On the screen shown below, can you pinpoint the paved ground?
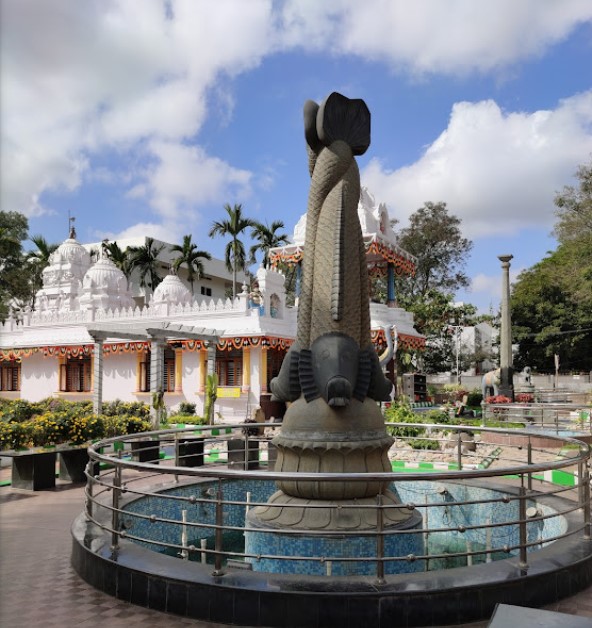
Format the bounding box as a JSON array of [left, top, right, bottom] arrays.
[[1, 472, 592, 627]]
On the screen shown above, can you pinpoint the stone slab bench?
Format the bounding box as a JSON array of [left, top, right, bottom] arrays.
[[0, 445, 91, 491]]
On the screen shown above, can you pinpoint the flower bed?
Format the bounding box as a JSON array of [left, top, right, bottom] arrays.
[[0, 398, 151, 451]]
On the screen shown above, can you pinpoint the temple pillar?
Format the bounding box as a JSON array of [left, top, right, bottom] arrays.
[[387, 262, 397, 307], [498, 254, 514, 400], [174, 348, 183, 393], [92, 340, 103, 415], [150, 338, 165, 424], [242, 347, 251, 393]]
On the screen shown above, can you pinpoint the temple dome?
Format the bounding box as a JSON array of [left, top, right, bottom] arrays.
[[35, 230, 92, 312], [79, 256, 134, 311], [152, 273, 192, 305]]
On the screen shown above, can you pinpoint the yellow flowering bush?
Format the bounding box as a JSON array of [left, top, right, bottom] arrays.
[[0, 399, 151, 450]]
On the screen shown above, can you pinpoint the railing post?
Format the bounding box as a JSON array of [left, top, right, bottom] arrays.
[[111, 463, 122, 550], [583, 463, 591, 541], [244, 427, 249, 470], [85, 460, 94, 520], [518, 478, 528, 571], [376, 493, 385, 584], [457, 431, 463, 471], [213, 480, 224, 576], [527, 437, 533, 491]]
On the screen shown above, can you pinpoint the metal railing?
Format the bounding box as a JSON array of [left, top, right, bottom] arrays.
[[83, 422, 591, 580], [482, 402, 592, 434]]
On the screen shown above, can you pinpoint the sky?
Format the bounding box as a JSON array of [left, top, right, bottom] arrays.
[[2, 0, 592, 314]]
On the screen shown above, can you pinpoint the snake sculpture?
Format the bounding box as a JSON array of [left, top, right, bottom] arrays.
[[271, 92, 392, 408]]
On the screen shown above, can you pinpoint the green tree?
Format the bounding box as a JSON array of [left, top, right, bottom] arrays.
[[513, 163, 592, 372], [553, 161, 592, 246], [397, 202, 473, 304], [169, 234, 211, 295], [127, 237, 165, 299], [209, 203, 255, 299], [249, 220, 289, 267], [0, 212, 31, 320], [26, 235, 59, 304]]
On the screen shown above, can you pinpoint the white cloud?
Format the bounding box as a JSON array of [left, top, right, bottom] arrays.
[[93, 221, 180, 244], [135, 141, 252, 220], [280, 0, 592, 75], [362, 92, 592, 238], [2, 0, 591, 226]]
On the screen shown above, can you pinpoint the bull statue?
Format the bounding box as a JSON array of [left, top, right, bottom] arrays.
[[481, 368, 501, 398]]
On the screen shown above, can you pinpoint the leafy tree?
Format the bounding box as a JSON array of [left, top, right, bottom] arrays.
[[249, 220, 289, 267], [0, 212, 31, 320], [26, 235, 59, 304], [512, 162, 592, 372], [409, 290, 477, 374], [397, 202, 473, 304], [209, 203, 255, 299], [553, 161, 592, 246], [170, 234, 211, 295], [127, 237, 165, 298]]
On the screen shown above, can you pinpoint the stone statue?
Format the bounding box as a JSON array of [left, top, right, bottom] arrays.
[[481, 368, 501, 398], [245, 93, 421, 575], [271, 92, 392, 407]]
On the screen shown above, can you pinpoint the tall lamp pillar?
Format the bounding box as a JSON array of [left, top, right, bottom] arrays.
[[498, 254, 514, 400]]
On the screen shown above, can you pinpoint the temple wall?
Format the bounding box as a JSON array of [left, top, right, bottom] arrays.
[[21, 353, 59, 401], [102, 353, 138, 402]]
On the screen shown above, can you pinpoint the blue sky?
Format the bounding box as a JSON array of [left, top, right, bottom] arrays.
[[2, 1, 592, 313]]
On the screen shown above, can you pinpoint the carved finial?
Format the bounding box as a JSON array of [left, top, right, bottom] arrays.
[[68, 212, 76, 239]]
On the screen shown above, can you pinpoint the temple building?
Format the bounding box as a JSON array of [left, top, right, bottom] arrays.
[[0, 189, 424, 420]]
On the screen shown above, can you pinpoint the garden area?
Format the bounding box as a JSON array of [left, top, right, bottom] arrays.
[[0, 398, 153, 452]]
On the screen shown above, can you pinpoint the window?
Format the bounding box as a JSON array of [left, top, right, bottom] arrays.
[[200, 286, 212, 297], [164, 349, 175, 392], [60, 357, 91, 392], [0, 361, 20, 391], [138, 349, 175, 392], [216, 348, 243, 386]]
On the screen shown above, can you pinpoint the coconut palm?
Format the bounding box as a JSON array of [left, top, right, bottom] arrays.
[[127, 237, 165, 299], [209, 203, 255, 299], [249, 220, 289, 267], [170, 235, 212, 295], [103, 241, 133, 287], [27, 235, 59, 299]]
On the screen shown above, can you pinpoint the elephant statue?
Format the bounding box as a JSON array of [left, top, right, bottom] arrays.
[[481, 368, 501, 398]]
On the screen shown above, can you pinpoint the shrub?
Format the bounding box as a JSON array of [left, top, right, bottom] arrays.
[[170, 414, 208, 426], [485, 395, 512, 404], [408, 438, 440, 450], [177, 402, 196, 415], [466, 391, 483, 406]]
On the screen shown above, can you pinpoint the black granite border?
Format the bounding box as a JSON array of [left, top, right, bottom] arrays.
[[71, 483, 592, 627]]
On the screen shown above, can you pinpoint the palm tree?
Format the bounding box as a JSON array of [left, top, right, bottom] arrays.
[[170, 234, 212, 295], [103, 240, 133, 287], [127, 237, 165, 300], [27, 235, 59, 302], [249, 220, 289, 267], [209, 203, 255, 299]]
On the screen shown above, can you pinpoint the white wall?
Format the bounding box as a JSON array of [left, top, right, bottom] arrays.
[[21, 353, 59, 401]]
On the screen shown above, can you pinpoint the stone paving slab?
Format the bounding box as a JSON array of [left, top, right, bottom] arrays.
[[1, 469, 591, 627]]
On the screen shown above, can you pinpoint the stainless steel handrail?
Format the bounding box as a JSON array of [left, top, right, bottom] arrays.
[[84, 422, 591, 579]]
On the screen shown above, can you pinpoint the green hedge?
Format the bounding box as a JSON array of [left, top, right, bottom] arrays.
[[0, 399, 151, 450]]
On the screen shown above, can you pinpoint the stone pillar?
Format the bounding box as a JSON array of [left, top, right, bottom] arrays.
[[92, 340, 103, 415], [498, 254, 514, 400], [206, 342, 216, 377], [174, 348, 183, 393], [387, 262, 397, 307], [260, 349, 268, 393], [242, 347, 251, 393], [198, 349, 206, 392], [150, 338, 165, 423]]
